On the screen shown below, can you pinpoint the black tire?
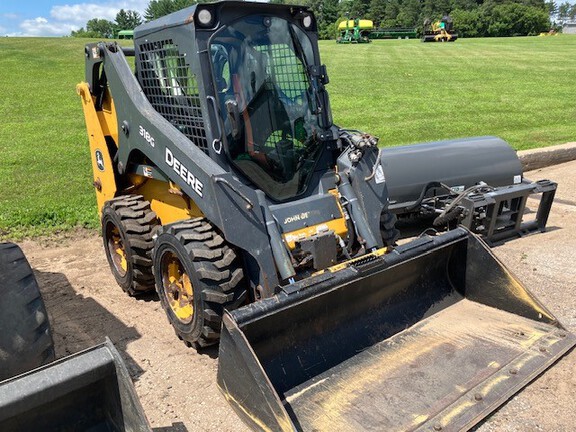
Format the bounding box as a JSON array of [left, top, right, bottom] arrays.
[[101, 195, 159, 296], [153, 218, 247, 348], [0, 243, 55, 381], [380, 210, 400, 247]]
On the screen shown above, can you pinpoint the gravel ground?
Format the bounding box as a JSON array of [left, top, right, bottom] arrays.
[[18, 160, 576, 432]]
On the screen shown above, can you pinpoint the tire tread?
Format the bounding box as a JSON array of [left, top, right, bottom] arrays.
[[102, 195, 159, 296], [154, 218, 247, 348], [0, 242, 55, 381]]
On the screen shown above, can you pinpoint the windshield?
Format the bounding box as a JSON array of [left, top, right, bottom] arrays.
[[210, 16, 323, 201]]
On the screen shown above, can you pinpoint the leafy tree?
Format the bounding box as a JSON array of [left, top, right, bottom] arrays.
[[318, 0, 341, 39], [369, 0, 387, 27], [144, 0, 200, 21], [545, 1, 558, 16], [557, 2, 570, 20], [487, 3, 549, 36], [451, 8, 484, 37], [396, 0, 420, 27], [134, 0, 555, 39], [115, 9, 142, 30], [342, 0, 371, 19], [71, 27, 101, 38], [384, 0, 401, 23], [86, 18, 116, 38]]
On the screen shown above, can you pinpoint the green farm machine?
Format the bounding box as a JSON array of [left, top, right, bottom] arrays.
[[336, 18, 373, 43]]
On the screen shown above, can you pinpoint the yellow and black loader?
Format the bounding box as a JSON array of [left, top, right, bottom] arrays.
[[77, 2, 574, 430]]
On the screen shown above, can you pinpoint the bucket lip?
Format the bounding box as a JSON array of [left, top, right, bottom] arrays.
[[0, 338, 151, 431], [0, 339, 117, 385], [228, 228, 471, 327]]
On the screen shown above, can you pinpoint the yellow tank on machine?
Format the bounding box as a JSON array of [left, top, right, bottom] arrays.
[[337, 19, 373, 31], [337, 18, 373, 43]]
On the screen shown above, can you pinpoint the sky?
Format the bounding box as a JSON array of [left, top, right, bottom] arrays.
[[1, 0, 575, 37], [0, 0, 150, 37]]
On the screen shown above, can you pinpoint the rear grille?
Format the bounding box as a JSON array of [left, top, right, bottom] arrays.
[[138, 39, 208, 154]]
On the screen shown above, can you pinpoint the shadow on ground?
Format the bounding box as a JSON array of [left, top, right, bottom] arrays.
[[35, 269, 146, 379]]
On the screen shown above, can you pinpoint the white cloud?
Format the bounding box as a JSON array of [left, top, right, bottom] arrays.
[[14, 0, 149, 37], [20, 16, 80, 37], [51, 5, 126, 25], [51, 1, 149, 24], [2, 13, 19, 20]]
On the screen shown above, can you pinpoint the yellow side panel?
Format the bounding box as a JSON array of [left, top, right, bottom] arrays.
[[283, 218, 348, 250], [97, 91, 119, 145], [132, 176, 203, 225], [77, 82, 117, 216], [78, 82, 201, 225]]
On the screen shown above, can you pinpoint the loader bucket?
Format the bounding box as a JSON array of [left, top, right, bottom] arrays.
[[0, 339, 150, 432], [218, 228, 575, 432]]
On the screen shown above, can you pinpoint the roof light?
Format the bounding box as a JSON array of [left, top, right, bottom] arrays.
[[197, 9, 212, 26], [302, 15, 313, 29]]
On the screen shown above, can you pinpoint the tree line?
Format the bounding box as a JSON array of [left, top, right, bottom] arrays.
[[70, 1, 213, 38], [71, 0, 575, 39], [71, 9, 143, 38]]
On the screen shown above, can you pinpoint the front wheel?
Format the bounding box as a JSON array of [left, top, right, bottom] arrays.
[[153, 219, 247, 348]]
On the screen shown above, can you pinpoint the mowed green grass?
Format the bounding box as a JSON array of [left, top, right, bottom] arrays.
[[0, 35, 575, 237], [324, 36, 576, 148]]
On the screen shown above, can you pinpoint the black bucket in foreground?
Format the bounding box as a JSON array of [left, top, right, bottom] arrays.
[[218, 228, 575, 432], [0, 339, 150, 432]]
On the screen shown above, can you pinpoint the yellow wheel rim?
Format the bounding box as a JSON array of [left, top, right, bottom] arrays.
[[106, 224, 127, 276], [161, 252, 194, 324]]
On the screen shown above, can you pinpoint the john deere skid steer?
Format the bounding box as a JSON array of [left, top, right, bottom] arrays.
[[78, 2, 575, 430]]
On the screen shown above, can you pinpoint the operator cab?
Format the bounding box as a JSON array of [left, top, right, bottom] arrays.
[[210, 14, 326, 201]]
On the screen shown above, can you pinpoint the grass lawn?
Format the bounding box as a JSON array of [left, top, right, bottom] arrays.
[[323, 36, 576, 148], [0, 35, 575, 237]]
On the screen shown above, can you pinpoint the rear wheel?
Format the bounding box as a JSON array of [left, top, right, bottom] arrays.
[[153, 218, 247, 348], [101, 195, 159, 296], [0, 243, 55, 380]]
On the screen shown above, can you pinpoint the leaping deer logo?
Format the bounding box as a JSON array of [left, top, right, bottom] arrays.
[[95, 150, 105, 171]]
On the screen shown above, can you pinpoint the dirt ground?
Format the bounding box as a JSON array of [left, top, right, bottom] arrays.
[[19, 160, 576, 432]]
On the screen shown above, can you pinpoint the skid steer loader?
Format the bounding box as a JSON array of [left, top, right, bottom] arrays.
[[77, 2, 575, 430], [422, 16, 458, 42]]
